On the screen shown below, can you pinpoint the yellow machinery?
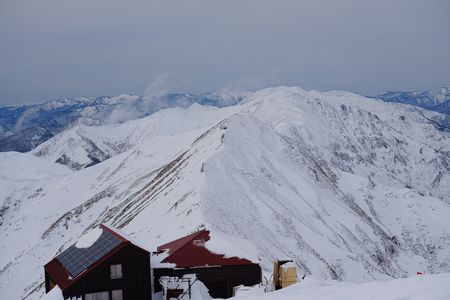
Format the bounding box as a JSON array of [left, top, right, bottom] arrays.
[[273, 259, 298, 290]]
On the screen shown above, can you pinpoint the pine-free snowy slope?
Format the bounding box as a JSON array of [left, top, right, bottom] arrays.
[[1, 87, 450, 299], [31, 104, 239, 169], [234, 273, 450, 300], [0, 91, 247, 153]]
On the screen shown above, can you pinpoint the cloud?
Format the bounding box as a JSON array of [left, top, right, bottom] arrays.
[[0, 0, 449, 104], [143, 74, 179, 99], [102, 102, 141, 125]]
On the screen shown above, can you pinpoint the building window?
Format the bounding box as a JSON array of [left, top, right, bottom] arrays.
[[110, 264, 123, 279], [112, 289, 123, 300], [85, 291, 109, 300]]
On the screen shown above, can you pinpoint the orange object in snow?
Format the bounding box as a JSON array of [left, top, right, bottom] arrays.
[[273, 259, 298, 290]]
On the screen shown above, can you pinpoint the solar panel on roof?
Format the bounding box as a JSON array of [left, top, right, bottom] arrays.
[[56, 230, 122, 277]]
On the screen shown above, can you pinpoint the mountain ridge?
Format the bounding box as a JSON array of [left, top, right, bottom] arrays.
[[2, 86, 450, 154], [373, 87, 450, 114], [0, 91, 247, 153], [1, 87, 450, 299]]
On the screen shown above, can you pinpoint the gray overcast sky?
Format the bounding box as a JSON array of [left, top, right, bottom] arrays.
[[1, 0, 449, 105]]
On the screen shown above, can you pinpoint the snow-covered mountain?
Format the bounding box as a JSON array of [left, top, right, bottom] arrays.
[[1, 87, 450, 299], [2, 87, 449, 155], [374, 87, 450, 114], [31, 104, 239, 170], [0, 91, 247, 153]]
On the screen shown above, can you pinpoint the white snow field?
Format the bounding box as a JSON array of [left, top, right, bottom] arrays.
[[234, 273, 450, 300], [1, 87, 450, 299]]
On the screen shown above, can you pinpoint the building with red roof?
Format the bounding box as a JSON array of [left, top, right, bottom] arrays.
[[153, 230, 261, 298], [44, 226, 261, 299], [44, 224, 151, 300]]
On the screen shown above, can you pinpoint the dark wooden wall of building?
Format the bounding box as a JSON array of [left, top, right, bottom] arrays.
[[63, 244, 151, 300], [154, 264, 262, 298]]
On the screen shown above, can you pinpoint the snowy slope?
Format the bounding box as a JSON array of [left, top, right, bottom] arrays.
[[0, 152, 71, 181], [1, 87, 450, 299], [233, 273, 450, 300], [0, 152, 72, 228], [0, 91, 247, 153], [31, 104, 239, 170]]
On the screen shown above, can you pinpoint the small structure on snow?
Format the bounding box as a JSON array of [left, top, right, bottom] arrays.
[[272, 259, 298, 290]]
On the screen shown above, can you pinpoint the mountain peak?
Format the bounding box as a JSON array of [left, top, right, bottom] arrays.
[[2, 87, 450, 298]]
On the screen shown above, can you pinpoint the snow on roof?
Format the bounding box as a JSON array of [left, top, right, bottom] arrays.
[[55, 227, 123, 278], [156, 230, 256, 268], [204, 232, 259, 263], [157, 230, 204, 254], [151, 250, 177, 269], [281, 262, 297, 271], [45, 224, 150, 290], [75, 227, 102, 249]]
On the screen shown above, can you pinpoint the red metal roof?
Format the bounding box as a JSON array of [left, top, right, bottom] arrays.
[[157, 230, 254, 268], [45, 257, 73, 290], [45, 224, 149, 291]]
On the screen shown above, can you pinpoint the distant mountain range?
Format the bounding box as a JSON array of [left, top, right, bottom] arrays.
[[1, 87, 449, 153], [0, 91, 246, 152], [373, 87, 450, 114]]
